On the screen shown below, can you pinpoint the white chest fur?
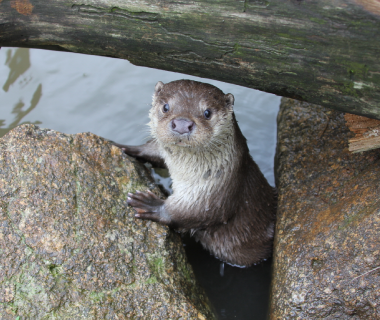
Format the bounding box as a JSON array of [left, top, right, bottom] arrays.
[[159, 134, 238, 211]]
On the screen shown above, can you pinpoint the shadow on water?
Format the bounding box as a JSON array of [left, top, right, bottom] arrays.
[[0, 48, 42, 137], [182, 234, 272, 320]]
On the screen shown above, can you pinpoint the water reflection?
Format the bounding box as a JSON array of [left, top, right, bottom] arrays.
[[1, 48, 42, 136], [3, 48, 31, 92], [0, 85, 42, 137]]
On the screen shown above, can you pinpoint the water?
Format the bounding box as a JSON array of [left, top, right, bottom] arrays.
[[183, 234, 273, 320], [0, 47, 280, 319]]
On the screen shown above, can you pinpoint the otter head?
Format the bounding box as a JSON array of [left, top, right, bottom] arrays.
[[149, 80, 235, 149]]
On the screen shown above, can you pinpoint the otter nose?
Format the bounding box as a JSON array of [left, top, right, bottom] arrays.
[[171, 119, 195, 134]]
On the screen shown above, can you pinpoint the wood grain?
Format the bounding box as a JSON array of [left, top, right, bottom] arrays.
[[345, 113, 380, 152], [0, 0, 379, 118]]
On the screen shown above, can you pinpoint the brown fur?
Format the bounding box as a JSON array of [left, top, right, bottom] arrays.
[[117, 80, 276, 266]]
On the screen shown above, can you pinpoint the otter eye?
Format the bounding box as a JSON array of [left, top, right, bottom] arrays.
[[163, 103, 170, 113], [204, 109, 212, 119]]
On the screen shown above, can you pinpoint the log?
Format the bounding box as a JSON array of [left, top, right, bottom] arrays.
[[1, 0, 380, 118], [345, 113, 380, 152]]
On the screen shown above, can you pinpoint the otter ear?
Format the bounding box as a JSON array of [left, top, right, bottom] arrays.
[[225, 93, 234, 110], [155, 81, 164, 94]]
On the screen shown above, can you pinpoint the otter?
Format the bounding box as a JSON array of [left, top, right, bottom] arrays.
[[116, 80, 276, 266]]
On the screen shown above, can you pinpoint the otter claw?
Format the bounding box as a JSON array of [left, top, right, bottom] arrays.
[[127, 190, 164, 219]]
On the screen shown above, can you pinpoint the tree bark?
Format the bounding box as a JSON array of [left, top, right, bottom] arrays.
[[1, 0, 379, 118]]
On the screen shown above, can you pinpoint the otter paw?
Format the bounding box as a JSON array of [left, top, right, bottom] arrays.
[[127, 190, 164, 222]]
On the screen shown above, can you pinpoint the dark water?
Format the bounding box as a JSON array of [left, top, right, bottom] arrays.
[[183, 234, 272, 319], [0, 47, 279, 319]]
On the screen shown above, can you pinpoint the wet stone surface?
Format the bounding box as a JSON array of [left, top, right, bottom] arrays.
[[0, 124, 213, 319], [270, 98, 380, 319]]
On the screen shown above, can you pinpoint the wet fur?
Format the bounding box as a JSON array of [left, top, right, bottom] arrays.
[[118, 80, 276, 266]]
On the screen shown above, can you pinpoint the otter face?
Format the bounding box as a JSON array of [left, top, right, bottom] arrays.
[[149, 80, 235, 149]]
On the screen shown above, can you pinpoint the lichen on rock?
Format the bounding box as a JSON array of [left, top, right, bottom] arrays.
[[0, 124, 214, 319]]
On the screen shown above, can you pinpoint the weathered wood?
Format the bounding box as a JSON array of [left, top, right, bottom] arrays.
[[1, 0, 380, 118], [345, 113, 380, 152]]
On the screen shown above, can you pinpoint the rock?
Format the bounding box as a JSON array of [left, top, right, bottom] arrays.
[[270, 98, 380, 319], [0, 124, 214, 319]]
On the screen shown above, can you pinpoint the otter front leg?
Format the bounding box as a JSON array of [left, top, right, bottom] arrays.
[[114, 139, 166, 168], [127, 190, 173, 226]]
